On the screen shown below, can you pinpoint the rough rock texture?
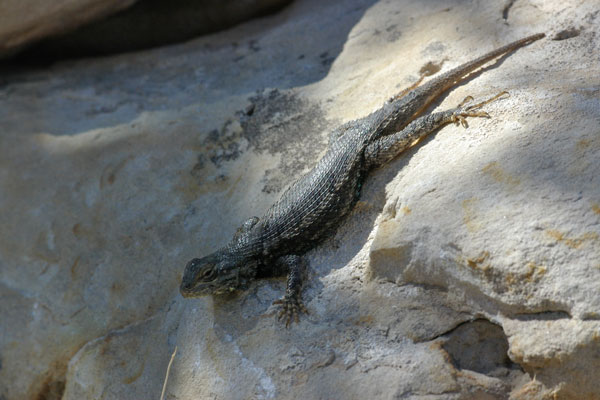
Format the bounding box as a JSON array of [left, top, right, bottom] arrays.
[[0, 0, 138, 58], [0, 0, 598, 399]]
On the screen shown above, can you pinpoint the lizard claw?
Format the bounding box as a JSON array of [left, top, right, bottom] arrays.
[[464, 91, 510, 112], [457, 95, 475, 108], [452, 110, 491, 128], [273, 294, 308, 328], [452, 91, 509, 128]]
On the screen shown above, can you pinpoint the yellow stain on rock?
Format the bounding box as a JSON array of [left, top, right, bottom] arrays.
[[466, 251, 490, 270], [459, 250, 546, 290], [576, 138, 593, 151], [122, 355, 146, 385], [546, 229, 598, 249], [462, 198, 482, 233], [354, 315, 375, 326], [100, 156, 133, 189], [500, 262, 546, 287], [69, 255, 81, 279], [174, 168, 241, 204], [481, 161, 521, 188], [524, 262, 547, 282]]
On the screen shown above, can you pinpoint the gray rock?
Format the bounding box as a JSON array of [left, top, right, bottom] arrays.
[[0, 0, 138, 58], [0, 0, 598, 399], [15, 0, 293, 61]]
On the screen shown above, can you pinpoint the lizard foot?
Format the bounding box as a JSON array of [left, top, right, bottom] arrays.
[[452, 91, 509, 128], [273, 294, 308, 328]]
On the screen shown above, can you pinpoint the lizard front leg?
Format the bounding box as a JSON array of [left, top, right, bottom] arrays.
[[365, 92, 508, 169], [272, 254, 308, 327]]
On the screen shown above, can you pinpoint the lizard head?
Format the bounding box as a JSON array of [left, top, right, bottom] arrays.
[[179, 251, 257, 297]]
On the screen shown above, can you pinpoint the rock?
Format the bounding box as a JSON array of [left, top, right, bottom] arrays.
[[0, 0, 292, 60], [14, 0, 294, 62], [367, 2, 600, 395], [0, 0, 138, 58], [0, 0, 598, 399]]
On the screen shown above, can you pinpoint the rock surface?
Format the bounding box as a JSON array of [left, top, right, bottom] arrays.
[[0, 0, 138, 58], [0, 0, 292, 60], [15, 0, 293, 61], [1, 0, 599, 399]]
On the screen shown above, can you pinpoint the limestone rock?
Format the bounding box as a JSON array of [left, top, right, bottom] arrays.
[[0, 0, 292, 60], [0, 0, 598, 399], [15, 0, 294, 61], [0, 0, 138, 57]]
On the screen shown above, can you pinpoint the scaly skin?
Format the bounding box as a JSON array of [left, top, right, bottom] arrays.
[[180, 33, 545, 327]]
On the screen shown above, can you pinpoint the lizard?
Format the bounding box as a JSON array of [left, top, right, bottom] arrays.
[[180, 32, 545, 326]]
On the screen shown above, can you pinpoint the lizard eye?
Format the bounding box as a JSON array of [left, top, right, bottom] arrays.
[[200, 267, 217, 282]]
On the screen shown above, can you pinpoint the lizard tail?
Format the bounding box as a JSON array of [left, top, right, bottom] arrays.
[[372, 32, 545, 140], [413, 32, 545, 113]]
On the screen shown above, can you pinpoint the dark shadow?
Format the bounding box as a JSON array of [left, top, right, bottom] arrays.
[[513, 311, 571, 321], [441, 319, 519, 375], [11, 0, 293, 65]]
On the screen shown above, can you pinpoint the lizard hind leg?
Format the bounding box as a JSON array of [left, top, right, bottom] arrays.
[[364, 90, 510, 170]]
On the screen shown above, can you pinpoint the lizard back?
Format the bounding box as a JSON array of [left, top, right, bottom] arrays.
[[258, 124, 369, 257]]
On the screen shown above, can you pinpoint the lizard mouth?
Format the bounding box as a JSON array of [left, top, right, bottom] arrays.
[[179, 276, 241, 298], [179, 280, 214, 298], [180, 256, 258, 298], [213, 286, 239, 295]]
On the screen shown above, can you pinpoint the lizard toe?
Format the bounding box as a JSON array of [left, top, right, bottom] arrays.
[[273, 294, 308, 327]]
